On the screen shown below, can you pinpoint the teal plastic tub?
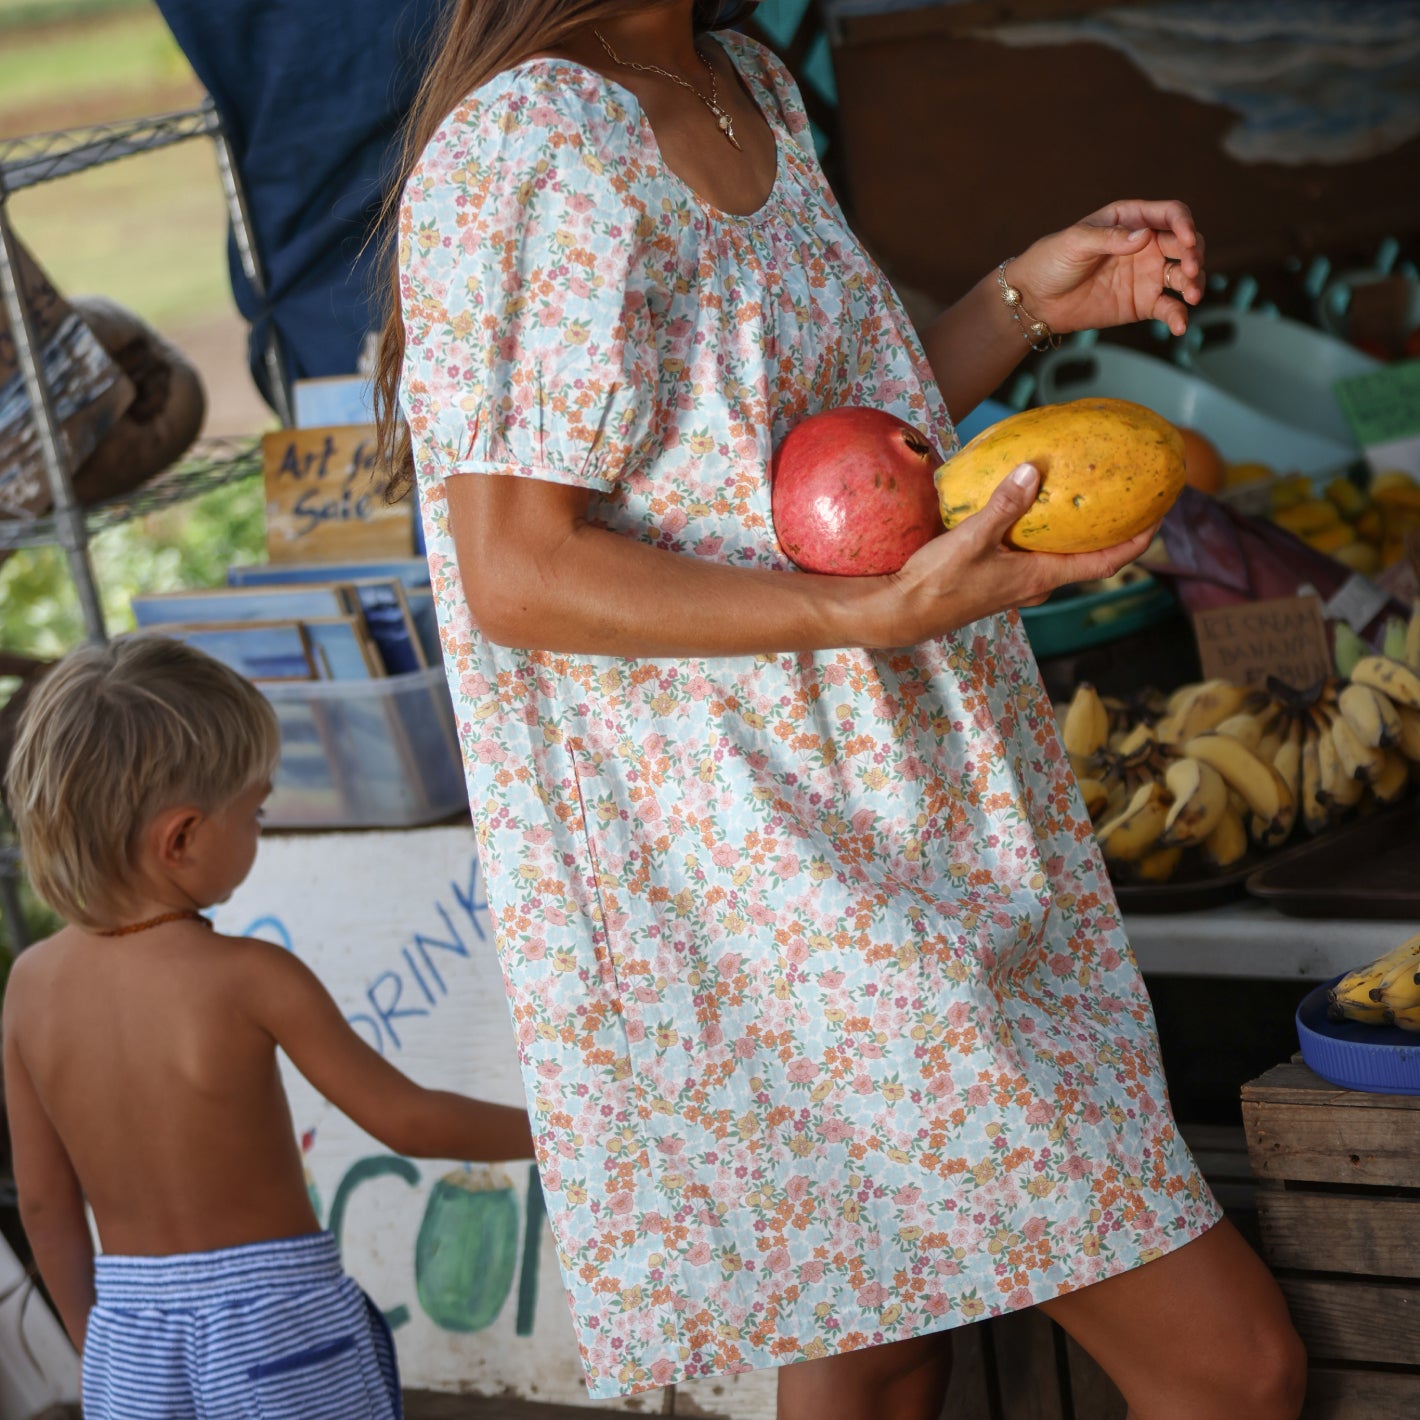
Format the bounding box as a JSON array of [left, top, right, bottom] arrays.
[[1020, 575, 1177, 659], [1175, 308, 1380, 448]]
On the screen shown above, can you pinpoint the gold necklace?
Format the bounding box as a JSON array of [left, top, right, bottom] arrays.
[[97, 908, 211, 938], [593, 30, 742, 151]]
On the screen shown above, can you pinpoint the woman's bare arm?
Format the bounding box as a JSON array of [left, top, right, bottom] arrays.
[[448, 465, 1153, 656]]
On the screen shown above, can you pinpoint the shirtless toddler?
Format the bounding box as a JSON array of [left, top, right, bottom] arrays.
[[1, 635, 535, 1419]]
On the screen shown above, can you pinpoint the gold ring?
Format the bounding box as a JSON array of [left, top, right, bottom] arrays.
[[1164, 261, 1179, 292]]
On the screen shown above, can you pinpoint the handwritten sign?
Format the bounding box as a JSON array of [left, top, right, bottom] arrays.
[[1334, 360, 1420, 481], [1193, 594, 1333, 692], [262, 424, 413, 564]]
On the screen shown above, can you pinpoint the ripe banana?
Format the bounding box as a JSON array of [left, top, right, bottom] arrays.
[[1338, 682, 1402, 749], [1096, 780, 1170, 863], [1063, 682, 1111, 761], [1161, 756, 1228, 847], [1329, 932, 1420, 1015], [1215, 712, 1265, 751], [1387, 1005, 1420, 1033], [1351, 655, 1420, 711], [1329, 710, 1385, 784], [1372, 944, 1420, 1008], [1299, 720, 1329, 836], [1372, 748, 1410, 806], [1183, 732, 1294, 843], [1200, 804, 1248, 870], [1115, 722, 1158, 757], [1135, 844, 1184, 883], [1263, 720, 1305, 840], [1076, 776, 1112, 820], [1397, 705, 1420, 763], [1314, 708, 1362, 810], [1329, 994, 1390, 1026], [1158, 679, 1250, 745]]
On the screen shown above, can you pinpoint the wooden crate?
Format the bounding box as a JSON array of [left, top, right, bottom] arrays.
[[1242, 1060, 1420, 1419]]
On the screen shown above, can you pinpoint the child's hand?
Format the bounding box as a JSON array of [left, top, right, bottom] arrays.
[[242, 940, 536, 1162]]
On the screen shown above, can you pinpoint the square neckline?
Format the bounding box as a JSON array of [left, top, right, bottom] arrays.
[[510, 34, 787, 224]]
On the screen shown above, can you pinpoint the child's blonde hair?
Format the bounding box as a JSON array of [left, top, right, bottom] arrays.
[[4, 634, 280, 928]]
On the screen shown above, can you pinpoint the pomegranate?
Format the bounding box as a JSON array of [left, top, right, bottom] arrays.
[[770, 407, 943, 576]]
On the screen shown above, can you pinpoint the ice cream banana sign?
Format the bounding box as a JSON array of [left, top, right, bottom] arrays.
[[320, 1154, 546, 1335]]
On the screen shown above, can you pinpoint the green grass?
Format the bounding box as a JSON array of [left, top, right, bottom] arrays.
[[9, 146, 233, 328], [1, 6, 234, 337], [0, 0, 143, 29], [0, 5, 191, 125]]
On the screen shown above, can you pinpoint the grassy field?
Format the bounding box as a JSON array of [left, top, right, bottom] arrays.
[[0, 0, 142, 26], [1, 3, 232, 330]]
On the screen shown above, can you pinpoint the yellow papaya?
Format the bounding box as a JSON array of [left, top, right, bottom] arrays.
[[934, 398, 1186, 553]]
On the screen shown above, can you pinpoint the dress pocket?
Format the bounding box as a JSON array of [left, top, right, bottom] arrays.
[[250, 1335, 377, 1419]]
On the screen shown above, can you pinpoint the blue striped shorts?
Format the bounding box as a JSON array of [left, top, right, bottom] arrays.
[[82, 1231, 401, 1419]]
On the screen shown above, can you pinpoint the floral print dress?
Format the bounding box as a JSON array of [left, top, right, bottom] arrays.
[[399, 32, 1220, 1400]]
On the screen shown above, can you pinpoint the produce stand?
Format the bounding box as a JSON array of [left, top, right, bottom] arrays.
[[2, 5, 1420, 1417]]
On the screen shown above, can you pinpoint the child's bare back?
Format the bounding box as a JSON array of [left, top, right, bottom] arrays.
[[2, 636, 534, 1417], [7, 920, 325, 1258]]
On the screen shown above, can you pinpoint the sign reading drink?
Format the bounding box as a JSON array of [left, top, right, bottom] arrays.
[[1193, 594, 1333, 691]]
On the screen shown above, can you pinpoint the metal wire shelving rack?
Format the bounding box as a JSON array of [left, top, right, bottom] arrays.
[[0, 97, 290, 948]]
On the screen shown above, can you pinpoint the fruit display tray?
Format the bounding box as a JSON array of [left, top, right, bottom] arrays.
[[1112, 857, 1259, 915], [1245, 798, 1420, 919], [1295, 976, 1420, 1095]]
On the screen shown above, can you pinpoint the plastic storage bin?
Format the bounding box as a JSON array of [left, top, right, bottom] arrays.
[[1174, 308, 1380, 448], [261, 665, 467, 829], [1033, 344, 1355, 478], [1021, 575, 1176, 659]]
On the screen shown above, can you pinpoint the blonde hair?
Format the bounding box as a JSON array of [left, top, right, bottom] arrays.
[[4, 635, 280, 928]]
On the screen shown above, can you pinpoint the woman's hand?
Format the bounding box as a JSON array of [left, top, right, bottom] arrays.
[[1008, 199, 1207, 339], [878, 463, 1157, 648]]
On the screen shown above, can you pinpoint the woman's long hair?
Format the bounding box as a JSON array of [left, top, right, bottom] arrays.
[[374, 0, 759, 499]]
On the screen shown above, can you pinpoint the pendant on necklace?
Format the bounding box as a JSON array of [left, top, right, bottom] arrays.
[[716, 110, 742, 150]]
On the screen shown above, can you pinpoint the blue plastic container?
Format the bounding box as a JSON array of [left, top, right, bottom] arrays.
[[1295, 976, 1420, 1096]]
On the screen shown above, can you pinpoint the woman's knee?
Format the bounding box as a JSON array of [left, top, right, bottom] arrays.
[[1234, 1311, 1307, 1420]]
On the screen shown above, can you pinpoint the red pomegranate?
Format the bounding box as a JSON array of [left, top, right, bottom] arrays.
[[770, 407, 943, 576]]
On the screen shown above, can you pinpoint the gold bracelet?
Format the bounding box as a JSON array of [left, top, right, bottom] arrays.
[[996, 260, 1062, 352]]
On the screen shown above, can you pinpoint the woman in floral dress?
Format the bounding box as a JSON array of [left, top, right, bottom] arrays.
[[377, 2, 1305, 1415]]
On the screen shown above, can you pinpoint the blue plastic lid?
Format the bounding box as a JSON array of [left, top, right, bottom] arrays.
[[1296, 976, 1420, 1096]]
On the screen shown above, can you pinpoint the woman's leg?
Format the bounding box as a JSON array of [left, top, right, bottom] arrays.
[[777, 1330, 953, 1420], [1039, 1217, 1307, 1420]]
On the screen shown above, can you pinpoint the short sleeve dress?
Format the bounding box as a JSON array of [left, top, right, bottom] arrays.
[[399, 32, 1220, 1401]]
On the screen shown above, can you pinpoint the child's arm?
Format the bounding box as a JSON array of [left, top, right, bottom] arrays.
[[2, 984, 95, 1352], [240, 939, 535, 1161]]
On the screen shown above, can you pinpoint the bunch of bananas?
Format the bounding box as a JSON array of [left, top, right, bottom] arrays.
[[1059, 602, 1420, 885], [1330, 931, 1420, 1031]]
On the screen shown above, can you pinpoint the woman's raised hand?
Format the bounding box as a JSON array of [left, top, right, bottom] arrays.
[[1008, 199, 1207, 339], [877, 463, 1156, 648]]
